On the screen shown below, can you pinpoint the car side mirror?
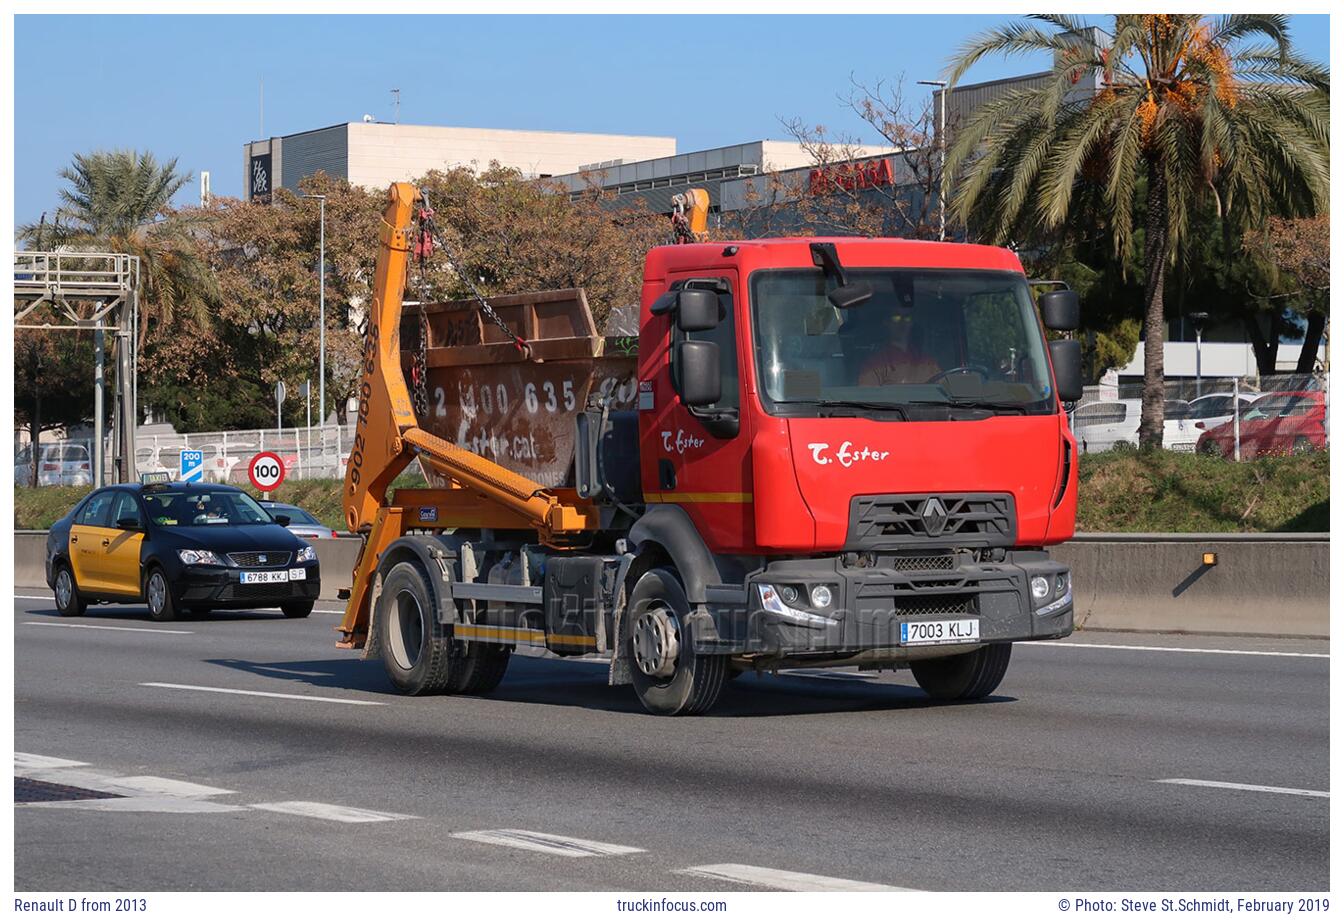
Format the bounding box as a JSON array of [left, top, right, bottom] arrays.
[[676, 340, 721, 407], [1039, 290, 1080, 331], [273, 514, 291, 527], [675, 289, 721, 332], [116, 516, 142, 530], [1049, 339, 1084, 403]]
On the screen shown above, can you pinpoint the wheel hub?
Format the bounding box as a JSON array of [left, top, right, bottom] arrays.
[[632, 608, 679, 678], [55, 571, 71, 607]]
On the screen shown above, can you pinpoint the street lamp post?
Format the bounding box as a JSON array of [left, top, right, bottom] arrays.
[[301, 194, 327, 427], [1189, 312, 1209, 398], [918, 79, 948, 242]]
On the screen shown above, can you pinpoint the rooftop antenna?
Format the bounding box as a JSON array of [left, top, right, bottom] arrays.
[[391, 88, 401, 124]]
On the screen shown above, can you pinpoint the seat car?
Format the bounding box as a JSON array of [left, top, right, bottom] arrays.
[[258, 500, 338, 540], [45, 481, 320, 621], [1196, 390, 1326, 458], [1071, 399, 1194, 452]]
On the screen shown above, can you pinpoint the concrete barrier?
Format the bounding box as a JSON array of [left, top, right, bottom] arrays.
[[13, 531, 1329, 637]]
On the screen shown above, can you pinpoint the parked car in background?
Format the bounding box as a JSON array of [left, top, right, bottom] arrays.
[[14, 444, 94, 487], [257, 500, 339, 540], [1071, 399, 1195, 452], [1186, 392, 1254, 434], [1196, 390, 1326, 458]]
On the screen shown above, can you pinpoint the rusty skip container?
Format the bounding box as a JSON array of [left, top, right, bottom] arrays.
[[400, 289, 639, 489]]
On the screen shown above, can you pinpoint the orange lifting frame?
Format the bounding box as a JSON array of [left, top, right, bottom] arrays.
[[336, 182, 600, 648]]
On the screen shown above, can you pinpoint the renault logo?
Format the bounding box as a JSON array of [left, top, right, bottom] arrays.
[[920, 497, 949, 537]]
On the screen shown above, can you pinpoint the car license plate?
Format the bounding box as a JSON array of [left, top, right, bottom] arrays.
[[901, 619, 979, 646], [240, 570, 289, 584], [288, 568, 306, 581]]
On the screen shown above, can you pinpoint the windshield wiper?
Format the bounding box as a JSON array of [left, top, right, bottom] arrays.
[[777, 398, 908, 420], [908, 399, 1028, 415]]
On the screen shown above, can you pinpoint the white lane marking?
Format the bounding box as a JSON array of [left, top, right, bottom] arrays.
[[24, 621, 192, 635], [1156, 778, 1328, 799], [15, 753, 88, 772], [140, 682, 385, 706], [1027, 641, 1327, 659], [110, 776, 236, 798], [23, 796, 246, 815], [452, 829, 645, 857], [17, 767, 234, 798], [15, 595, 54, 601], [678, 864, 912, 892], [250, 801, 415, 823]]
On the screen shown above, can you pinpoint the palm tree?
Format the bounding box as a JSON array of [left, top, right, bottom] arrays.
[[19, 150, 217, 331], [944, 14, 1328, 447]]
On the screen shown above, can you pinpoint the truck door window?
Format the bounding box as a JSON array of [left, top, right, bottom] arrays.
[[671, 279, 739, 413]]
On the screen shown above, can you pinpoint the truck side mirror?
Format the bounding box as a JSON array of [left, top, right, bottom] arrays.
[[1039, 290, 1080, 331], [675, 340, 721, 407], [675, 289, 721, 332], [1048, 339, 1084, 403]]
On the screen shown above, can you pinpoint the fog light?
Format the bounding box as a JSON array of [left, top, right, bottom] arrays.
[[1055, 574, 1069, 597], [1030, 576, 1051, 601], [810, 585, 833, 608], [780, 585, 800, 605]]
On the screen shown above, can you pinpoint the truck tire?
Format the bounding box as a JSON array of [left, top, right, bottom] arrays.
[[53, 564, 86, 618], [911, 642, 1012, 701], [625, 566, 728, 716], [376, 561, 460, 695], [453, 644, 512, 695]]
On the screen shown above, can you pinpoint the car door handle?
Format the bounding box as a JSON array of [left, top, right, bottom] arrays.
[[71, 536, 78, 544], [101, 539, 110, 546]]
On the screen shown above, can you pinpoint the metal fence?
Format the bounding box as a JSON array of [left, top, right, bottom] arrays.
[[1070, 372, 1329, 460]]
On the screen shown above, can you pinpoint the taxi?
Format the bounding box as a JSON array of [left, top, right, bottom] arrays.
[[45, 479, 321, 621]]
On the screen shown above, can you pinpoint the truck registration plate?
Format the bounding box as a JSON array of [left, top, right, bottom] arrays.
[[240, 570, 290, 584], [900, 619, 979, 646]]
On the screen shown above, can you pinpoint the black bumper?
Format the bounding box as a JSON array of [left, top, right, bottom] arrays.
[[172, 562, 321, 610], [693, 550, 1072, 657]]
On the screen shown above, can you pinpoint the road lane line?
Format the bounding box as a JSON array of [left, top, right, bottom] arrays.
[[15, 753, 88, 772], [678, 864, 912, 892], [140, 682, 385, 706], [111, 776, 236, 798], [250, 801, 415, 823], [1025, 641, 1327, 659], [24, 796, 247, 815], [1156, 778, 1328, 798], [452, 829, 645, 857], [24, 621, 192, 635]]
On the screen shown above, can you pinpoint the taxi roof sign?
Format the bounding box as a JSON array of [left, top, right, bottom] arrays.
[[140, 471, 172, 485]]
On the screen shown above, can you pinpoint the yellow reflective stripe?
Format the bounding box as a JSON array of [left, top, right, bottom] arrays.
[[644, 492, 754, 504], [453, 624, 598, 648]]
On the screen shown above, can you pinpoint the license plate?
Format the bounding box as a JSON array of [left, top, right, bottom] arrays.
[[240, 570, 289, 584], [288, 568, 306, 581], [901, 619, 979, 646]]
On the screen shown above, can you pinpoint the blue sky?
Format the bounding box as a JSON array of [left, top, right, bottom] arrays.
[[14, 13, 1330, 225]]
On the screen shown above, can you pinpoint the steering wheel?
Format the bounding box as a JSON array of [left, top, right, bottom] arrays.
[[928, 365, 991, 385]]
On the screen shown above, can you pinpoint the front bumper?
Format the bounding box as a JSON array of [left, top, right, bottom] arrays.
[[694, 550, 1071, 659], [171, 561, 321, 609]]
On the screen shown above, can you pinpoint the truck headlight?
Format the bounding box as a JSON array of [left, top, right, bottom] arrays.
[[758, 583, 833, 629], [178, 549, 223, 566], [296, 545, 317, 563], [1030, 576, 1051, 601], [810, 585, 833, 608]]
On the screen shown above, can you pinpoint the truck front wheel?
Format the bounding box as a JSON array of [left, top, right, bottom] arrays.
[[626, 566, 728, 716], [376, 561, 460, 695], [910, 643, 1012, 701]]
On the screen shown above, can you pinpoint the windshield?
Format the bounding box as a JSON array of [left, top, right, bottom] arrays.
[[750, 268, 1055, 416], [269, 504, 319, 525], [144, 489, 274, 527]]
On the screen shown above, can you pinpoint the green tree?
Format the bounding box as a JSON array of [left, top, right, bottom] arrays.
[[945, 14, 1328, 446]]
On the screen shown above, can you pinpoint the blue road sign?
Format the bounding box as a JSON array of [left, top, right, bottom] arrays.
[[180, 449, 204, 483]]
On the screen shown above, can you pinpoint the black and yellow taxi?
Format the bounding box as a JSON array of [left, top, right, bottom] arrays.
[[45, 480, 321, 621]]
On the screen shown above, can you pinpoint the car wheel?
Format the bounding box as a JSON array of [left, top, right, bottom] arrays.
[[1292, 436, 1313, 455], [1198, 439, 1225, 458], [53, 564, 86, 618], [145, 568, 178, 622], [282, 600, 314, 619]]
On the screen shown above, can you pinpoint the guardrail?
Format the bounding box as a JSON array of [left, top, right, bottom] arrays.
[[12, 532, 1328, 636]]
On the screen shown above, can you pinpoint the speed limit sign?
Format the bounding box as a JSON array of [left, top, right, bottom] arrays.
[[248, 451, 286, 493]]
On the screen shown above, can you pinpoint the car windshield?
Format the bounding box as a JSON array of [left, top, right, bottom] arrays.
[[270, 504, 319, 525], [143, 489, 273, 527], [751, 268, 1054, 416]]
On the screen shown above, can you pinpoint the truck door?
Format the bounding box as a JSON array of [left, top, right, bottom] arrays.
[[653, 270, 753, 550], [103, 491, 147, 598], [69, 490, 116, 592]]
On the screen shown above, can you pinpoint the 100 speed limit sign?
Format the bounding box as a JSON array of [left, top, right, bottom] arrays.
[[248, 451, 286, 492]]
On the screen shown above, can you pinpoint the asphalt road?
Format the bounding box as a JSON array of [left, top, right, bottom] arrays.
[[13, 590, 1329, 892]]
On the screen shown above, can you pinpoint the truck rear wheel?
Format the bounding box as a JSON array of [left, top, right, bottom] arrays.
[[451, 644, 512, 695], [377, 561, 460, 695], [626, 566, 728, 716], [911, 643, 1012, 701]]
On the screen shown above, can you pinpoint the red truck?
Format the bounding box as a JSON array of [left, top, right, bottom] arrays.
[[337, 183, 1083, 715]]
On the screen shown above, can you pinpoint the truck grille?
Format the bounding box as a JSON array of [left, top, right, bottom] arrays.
[[227, 551, 291, 568], [889, 553, 956, 572], [847, 493, 1015, 549]]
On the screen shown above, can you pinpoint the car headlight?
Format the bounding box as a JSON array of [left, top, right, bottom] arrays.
[[178, 549, 224, 566], [296, 545, 317, 563]]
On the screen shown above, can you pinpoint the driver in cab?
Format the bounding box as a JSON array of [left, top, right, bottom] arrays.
[[844, 294, 940, 386]]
